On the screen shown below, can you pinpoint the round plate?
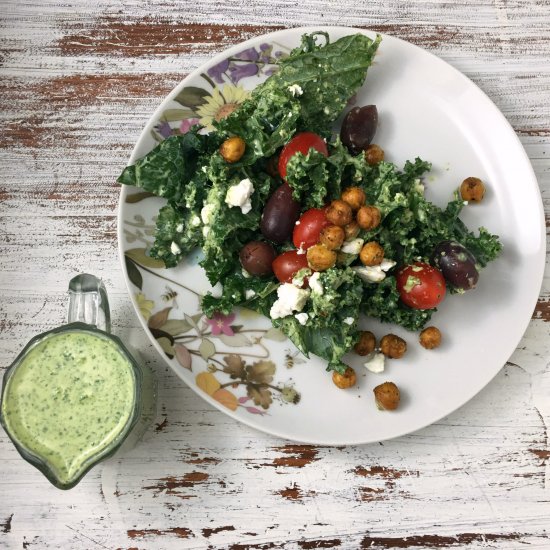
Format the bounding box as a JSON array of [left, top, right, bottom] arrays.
[[117, 26, 545, 445]]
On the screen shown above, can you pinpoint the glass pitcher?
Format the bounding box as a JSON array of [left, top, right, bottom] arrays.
[[0, 274, 156, 489]]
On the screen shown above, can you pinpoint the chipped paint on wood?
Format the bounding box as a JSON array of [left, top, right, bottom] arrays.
[[1, 0, 549, 548]]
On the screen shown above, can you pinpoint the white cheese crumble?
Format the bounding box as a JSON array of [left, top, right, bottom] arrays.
[[308, 272, 323, 295], [190, 215, 201, 227], [270, 283, 310, 320], [245, 289, 256, 300], [170, 241, 181, 255], [225, 178, 254, 214], [363, 352, 385, 374], [343, 317, 354, 325], [288, 84, 303, 97], [202, 226, 210, 238], [295, 312, 309, 325], [176, 223, 184, 233], [341, 238, 364, 255], [352, 259, 396, 283], [201, 203, 216, 225], [242, 268, 251, 278], [296, 246, 306, 255]]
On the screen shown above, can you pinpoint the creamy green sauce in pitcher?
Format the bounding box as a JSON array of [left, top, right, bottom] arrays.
[[1, 330, 136, 485]]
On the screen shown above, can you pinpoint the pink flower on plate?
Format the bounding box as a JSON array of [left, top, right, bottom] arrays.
[[206, 312, 236, 336], [180, 118, 200, 134]]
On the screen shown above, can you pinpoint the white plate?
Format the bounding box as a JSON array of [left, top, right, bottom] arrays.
[[117, 27, 545, 445]]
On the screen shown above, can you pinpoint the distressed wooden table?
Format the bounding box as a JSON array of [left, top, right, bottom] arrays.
[[1, 1, 549, 548]]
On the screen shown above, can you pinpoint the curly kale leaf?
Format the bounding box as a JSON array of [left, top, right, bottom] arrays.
[[117, 131, 209, 204], [272, 268, 363, 373], [263, 32, 382, 134], [362, 277, 435, 331]]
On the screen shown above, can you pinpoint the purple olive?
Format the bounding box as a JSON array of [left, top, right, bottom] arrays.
[[431, 240, 479, 290], [340, 105, 378, 155], [239, 241, 276, 277], [260, 183, 301, 244]]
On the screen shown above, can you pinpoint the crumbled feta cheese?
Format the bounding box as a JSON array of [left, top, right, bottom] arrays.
[[270, 283, 310, 320], [176, 223, 184, 233], [202, 226, 210, 238], [288, 84, 303, 97], [323, 106, 330, 115], [201, 203, 216, 225], [245, 289, 256, 300], [295, 312, 309, 325], [242, 268, 251, 278], [225, 178, 254, 214], [363, 352, 385, 374], [343, 317, 354, 325], [190, 215, 201, 227], [309, 272, 323, 295], [201, 166, 207, 173], [352, 259, 396, 283], [170, 241, 181, 255], [296, 247, 306, 255], [341, 238, 364, 255]]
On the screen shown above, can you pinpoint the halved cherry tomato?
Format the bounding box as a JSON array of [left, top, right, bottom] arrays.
[[396, 262, 446, 310], [278, 132, 328, 180], [272, 250, 309, 284], [292, 208, 330, 250]]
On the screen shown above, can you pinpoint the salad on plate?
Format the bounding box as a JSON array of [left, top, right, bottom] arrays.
[[118, 31, 502, 408]]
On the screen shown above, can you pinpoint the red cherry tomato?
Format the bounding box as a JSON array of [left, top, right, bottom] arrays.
[[272, 250, 309, 284], [396, 262, 446, 310], [292, 208, 330, 250], [278, 132, 328, 180]]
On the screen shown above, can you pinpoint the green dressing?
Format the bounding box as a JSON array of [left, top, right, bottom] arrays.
[[1, 330, 136, 485]]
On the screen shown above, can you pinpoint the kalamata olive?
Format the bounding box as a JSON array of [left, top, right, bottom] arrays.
[[239, 241, 276, 277], [260, 183, 301, 244], [340, 105, 378, 155], [431, 240, 479, 290]]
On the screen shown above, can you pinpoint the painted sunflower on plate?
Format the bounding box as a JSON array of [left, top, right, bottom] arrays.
[[196, 84, 249, 131]]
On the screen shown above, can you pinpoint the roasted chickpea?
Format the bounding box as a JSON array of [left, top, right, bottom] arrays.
[[373, 381, 400, 410], [460, 177, 485, 202], [326, 199, 353, 227], [341, 186, 366, 211], [359, 241, 384, 266], [219, 136, 246, 163], [332, 367, 357, 389], [419, 326, 442, 349], [307, 244, 337, 271], [319, 225, 345, 250], [344, 221, 360, 240], [356, 205, 381, 231], [380, 334, 407, 359], [364, 144, 385, 165], [354, 331, 377, 356]]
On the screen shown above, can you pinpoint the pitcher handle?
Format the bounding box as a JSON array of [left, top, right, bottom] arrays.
[[67, 274, 111, 333]]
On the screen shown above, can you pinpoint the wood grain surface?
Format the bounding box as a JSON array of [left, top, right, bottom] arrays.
[[1, 1, 549, 548]]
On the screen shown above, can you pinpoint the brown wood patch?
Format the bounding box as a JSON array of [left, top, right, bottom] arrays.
[[360, 532, 523, 548], [127, 527, 193, 539], [57, 18, 285, 57]]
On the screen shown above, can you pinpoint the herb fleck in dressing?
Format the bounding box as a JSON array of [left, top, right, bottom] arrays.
[[1, 331, 136, 485]]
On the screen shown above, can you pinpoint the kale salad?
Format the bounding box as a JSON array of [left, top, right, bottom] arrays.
[[118, 31, 502, 378]]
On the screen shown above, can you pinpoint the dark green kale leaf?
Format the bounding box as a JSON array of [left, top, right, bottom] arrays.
[[202, 273, 279, 317], [362, 277, 435, 331], [272, 268, 363, 374], [262, 32, 382, 134], [117, 131, 210, 204]]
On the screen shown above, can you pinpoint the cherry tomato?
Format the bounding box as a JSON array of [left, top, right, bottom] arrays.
[[396, 262, 446, 310], [278, 132, 328, 180], [272, 250, 309, 284], [292, 208, 330, 250]]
